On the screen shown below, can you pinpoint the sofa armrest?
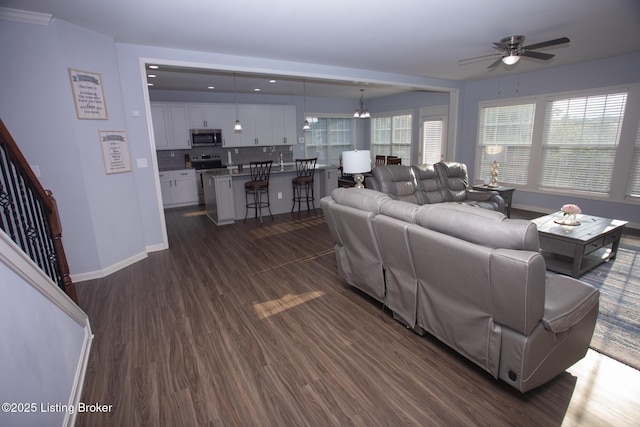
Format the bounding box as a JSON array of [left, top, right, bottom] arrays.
[[464, 189, 505, 212], [542, 275, 599, 333], [465, 189, 497, 201]]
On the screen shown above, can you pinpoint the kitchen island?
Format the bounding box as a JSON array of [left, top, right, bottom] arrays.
[[204, 164, 325, 225]]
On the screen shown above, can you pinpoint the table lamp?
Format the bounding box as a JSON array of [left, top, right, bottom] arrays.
[[342, 150, 371, 188], [485, 145, 506, 188]]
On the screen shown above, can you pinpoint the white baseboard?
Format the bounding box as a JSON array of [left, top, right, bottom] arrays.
[[146, 242, 168, 253], [72, 250, 148, 283]]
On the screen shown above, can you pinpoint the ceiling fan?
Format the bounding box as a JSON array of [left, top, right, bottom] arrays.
[[460, 35, 570, 69]]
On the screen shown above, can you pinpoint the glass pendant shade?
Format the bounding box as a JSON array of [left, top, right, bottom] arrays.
[[502, 54, 520, 65]]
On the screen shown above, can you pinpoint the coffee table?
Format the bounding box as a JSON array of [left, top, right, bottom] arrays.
[[531, 212, 628, 278]]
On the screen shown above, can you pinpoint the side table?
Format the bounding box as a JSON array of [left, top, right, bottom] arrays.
[[472, 185, 515, 218]]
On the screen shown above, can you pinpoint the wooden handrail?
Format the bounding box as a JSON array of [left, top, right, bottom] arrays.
[[0, 118, 78, 304]]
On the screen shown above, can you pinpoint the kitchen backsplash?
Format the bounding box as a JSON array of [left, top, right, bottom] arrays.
[[156, 146, 295, 170]]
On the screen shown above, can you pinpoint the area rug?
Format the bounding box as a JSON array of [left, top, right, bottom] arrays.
[[552, 242, 640, 371]]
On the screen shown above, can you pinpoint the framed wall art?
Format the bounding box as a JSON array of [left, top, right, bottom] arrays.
[[69, 68, 108, 120], [99, 130, 132, 174]]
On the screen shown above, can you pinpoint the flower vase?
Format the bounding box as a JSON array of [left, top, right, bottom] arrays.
[[564, 213, 577, 225]]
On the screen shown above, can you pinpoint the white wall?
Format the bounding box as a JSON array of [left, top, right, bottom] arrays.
[[1, 19, 147, 279]]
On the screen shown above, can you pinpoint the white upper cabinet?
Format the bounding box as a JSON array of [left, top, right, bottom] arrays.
[[167, 105, 191, 149], [153, 102, 296, 148], [150, 104, 170, 149], [272, 105, 297, 145], [188, 104, 223, 129]]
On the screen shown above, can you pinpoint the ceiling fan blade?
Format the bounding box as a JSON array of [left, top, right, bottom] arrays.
[[487, 57, 504, 69], [493, 42, 509, 50], [458, 53, 501, 62], [525, 37, 570, 51], [521, 51, 555, 60]]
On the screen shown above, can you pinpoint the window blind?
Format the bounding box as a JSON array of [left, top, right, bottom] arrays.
[[539, 92, 627, 194], [477, 102, 535, 185], [626, 122, 640, 198], [422, 119, 443, 164]]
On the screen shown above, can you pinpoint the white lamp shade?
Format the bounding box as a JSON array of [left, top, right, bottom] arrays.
[[342, 150, 371, 174]]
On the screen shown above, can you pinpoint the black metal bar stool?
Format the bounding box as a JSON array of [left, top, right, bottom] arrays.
[[291, 158, 317, 214], [244, 160, 273, 223]]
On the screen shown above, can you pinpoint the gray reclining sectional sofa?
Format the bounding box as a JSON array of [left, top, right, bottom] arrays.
[[321, 187, 599, 392], [366, 161, 504, 212]]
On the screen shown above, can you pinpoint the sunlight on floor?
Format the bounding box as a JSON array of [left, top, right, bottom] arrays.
[[182, 209, 209, 217], [253, 291, 325, 319]]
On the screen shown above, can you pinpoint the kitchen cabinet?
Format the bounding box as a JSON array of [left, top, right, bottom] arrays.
[[220, 104, 242, 147], [167, 104, 191, 149], [151, 103, 191, 150], [204, 173, 235, 225], [322, 168, 341, 197], [188, 104, 222, 129], [272, 105, 297, 145], [157, 102, 297, 148], [159, 169, 198, 207], [150, 104, 170, 149]]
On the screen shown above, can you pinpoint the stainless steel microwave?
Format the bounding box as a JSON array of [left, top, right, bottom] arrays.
[[190, 129, 222, 147]]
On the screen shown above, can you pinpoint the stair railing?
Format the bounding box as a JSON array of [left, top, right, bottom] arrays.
[[0, 118, 78, 304]]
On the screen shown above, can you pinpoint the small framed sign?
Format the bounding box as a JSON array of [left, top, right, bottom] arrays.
[[69, 68, 108, 120], [99, 130, 131, 174]]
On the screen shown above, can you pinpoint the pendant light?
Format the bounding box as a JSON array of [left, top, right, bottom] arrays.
[[354, 89, 371, 119], [233, 73, 242, 133], [302, 80, 310, 131]]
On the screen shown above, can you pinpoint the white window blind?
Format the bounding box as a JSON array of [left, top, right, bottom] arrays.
[[422, 119, 444, 164], [371, 113, 412, 164], [540, 91, 627, 194], [477, 102, 535, 185], [626, 121, 640, 199], [304, 117, 353, 166]]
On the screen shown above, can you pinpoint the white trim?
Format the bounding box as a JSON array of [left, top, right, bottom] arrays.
[[71, 250, 148, 283], [146, 242, 168, 253], [0, 7, 53, 25], [140, 59, 170, 252]]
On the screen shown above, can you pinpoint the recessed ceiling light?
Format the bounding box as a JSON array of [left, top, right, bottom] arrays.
[[148, 65, 159, 69], [147, 83, 154, 86], [269, 80, 277, 83], [147, 74, 156, 78], [207, 86, 215, 89], [254, 88, 261, 92]]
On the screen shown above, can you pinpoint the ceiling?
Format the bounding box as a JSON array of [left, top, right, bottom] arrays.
[[2, 0, 640, 99]]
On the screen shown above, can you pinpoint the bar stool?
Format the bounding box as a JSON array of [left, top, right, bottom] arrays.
[[291, 158, 317, 214], [375, 155, 386, 167], [244, 160, 273, 223]]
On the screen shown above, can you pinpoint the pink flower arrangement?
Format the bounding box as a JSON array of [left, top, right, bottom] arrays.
[[561, 204, 582, 216]]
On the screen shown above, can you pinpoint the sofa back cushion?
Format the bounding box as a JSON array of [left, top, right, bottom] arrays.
[[415, 203, 539, 251], [371, 165, 420, 204], [434, 161, 470, 202], [412, 164, 447, 204], [331, 187, 390, 213]]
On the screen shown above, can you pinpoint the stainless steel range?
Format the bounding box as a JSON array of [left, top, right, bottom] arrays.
[[191, 154, 226, 205]]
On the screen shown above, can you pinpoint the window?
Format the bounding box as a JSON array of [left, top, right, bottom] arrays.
[[477, 102, 535, 185], [371, 113, 412, 164], [539, 91, 627, 194], [304, 116, 354, 166], [626, 122, 640, 199]]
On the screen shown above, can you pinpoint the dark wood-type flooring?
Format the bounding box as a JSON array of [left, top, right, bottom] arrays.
[[75, 206, 640, 426]]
